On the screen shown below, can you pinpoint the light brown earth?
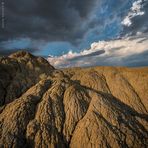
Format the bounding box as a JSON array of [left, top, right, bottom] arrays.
[[0, 51, 148, 148]]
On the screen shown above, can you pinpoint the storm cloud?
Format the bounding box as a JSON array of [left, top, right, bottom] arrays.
[[2, 0, 147, 44], [0, 0, 98, 43]]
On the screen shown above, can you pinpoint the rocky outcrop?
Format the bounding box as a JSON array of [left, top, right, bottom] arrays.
[[0, 51, 148, 148], [0, 51, 54, 106]]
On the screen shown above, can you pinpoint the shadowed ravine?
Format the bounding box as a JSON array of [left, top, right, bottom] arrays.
[[0, 51, 148, 148]]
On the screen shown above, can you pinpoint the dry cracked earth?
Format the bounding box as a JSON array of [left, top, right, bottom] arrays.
[[0, 51, 148, 148]]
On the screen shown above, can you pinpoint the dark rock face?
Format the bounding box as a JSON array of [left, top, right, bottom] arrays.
[[0, 51, 148, 148]]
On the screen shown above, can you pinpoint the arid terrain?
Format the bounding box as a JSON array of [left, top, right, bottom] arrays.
[[0, 51, 148, 148]]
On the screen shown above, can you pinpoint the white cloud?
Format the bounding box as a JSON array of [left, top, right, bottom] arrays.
[[48, 33, 148, 68], [122, 0, 145, 26]]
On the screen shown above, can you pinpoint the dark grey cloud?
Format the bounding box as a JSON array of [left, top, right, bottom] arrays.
[[108, 46, 125, 52], [70, 50, 105, 61], [0, 0, 98, 43], [122, 50, 148, 67], [137, 38, 148, 43], [1, 0, 147, 43]]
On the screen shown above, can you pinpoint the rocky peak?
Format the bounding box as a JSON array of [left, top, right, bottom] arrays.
[[9, 50, 35, 59]]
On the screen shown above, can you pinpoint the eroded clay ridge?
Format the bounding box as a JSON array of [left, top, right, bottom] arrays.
[[0, 51, 148, 148]]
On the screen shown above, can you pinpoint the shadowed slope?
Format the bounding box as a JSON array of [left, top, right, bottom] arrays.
[[0, 51, 148, 148]]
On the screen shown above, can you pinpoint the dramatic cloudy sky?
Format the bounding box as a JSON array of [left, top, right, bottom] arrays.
[[0, 0, 148, 67]]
